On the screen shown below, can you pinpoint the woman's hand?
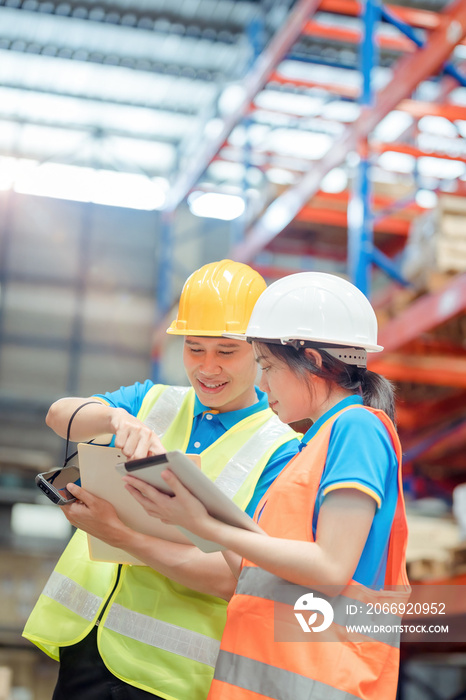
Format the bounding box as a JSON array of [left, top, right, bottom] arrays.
[[123, 470, 218, 540], [61, 482, 128, 547]]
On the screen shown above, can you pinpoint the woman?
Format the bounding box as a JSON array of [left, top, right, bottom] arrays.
[[123, 272, 411, 700]]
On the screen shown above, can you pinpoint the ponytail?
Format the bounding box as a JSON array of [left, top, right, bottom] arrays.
[[359, 369, 396, 424]]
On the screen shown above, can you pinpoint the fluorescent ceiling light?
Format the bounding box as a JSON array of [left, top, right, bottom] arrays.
[[277, 60, 361, 89], [218, 84, 247, 115], [373, 111, 413, 143], [245, 124, 271, 148], [266, 168, 297, 185], [264, 129, 332, 159], [417, 132, 466, 159], [262, 198, 294, 233], [108, 136, 175, 172], [454, 120, 466, 138], [255, 90, 324, 117], [93, 170, 167, 210], [377, 151, 416, 174], [320, 101, 360, 122], [208, 160, 246, 182], [454, 44, 466, 60], [188, 192, 245, 220], [245, 167, 263, 187], [301, 118, 344, 136], [415, 80, 442, 102], [229, 125, 248, 147], [0, 86, 194, 140], [418, 156, 465, 180], [450, 87, 466, 106], [7, 156, 168, 209], [204, 118, 226, 140], [0, 156, 37, 191], [15, 162, 94, 202], [416, 189, 438, 209], [418, 116, 457, 138], [320, 168, 348, 193], [252, 110, 295, 127]]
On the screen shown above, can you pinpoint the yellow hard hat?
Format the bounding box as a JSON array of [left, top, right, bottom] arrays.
[[167, 259, 266, 336]]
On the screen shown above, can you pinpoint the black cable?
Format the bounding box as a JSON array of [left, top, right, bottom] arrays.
[[63, 401, 104, 467]]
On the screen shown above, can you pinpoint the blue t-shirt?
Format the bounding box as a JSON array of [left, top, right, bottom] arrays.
[[94, 381, 300, 517], [301, 395, 399, 590]]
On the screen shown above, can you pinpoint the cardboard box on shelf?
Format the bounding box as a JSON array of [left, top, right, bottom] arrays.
[[401, 198, 466, 291]]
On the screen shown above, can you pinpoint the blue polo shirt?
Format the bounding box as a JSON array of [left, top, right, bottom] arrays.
[[301, 395, 399, 590], [93, 380, 300, 517]]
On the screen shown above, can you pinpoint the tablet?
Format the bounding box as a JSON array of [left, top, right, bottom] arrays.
[[78, 443, 193, 564], [122, 450, 264, 551]]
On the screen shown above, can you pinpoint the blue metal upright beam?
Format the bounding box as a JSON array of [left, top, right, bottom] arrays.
[[152, 210, 174, 383], [348, 152, 373, 296], [348, 0, 381, 296]]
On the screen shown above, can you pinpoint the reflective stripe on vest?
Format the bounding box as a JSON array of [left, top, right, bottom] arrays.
[[42, 571, 103, 621], [214, 650, 363, 700], [118, 408, 293, 666], [104, 604, 220, 668], [142, 386, 190, 437], [214, 415, 290, 499], [236, 567, 401, 648], [142, 391, 291, 500]]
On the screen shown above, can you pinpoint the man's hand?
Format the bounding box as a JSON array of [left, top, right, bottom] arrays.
[[62, 483, 127, 546], [109, 408, 165, 460]]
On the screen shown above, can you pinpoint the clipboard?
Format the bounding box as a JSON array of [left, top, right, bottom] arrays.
[[78, 443, 193, 565], [121, 450, 264, 552]]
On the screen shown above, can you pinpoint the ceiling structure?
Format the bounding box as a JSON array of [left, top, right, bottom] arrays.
[[0, 0, 465, 499]]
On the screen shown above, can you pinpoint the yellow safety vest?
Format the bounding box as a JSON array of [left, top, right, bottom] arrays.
[[23, 385, 298, 700]]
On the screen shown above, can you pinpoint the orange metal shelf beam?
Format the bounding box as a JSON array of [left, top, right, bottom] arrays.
[[396, 393, 466, 431], [373, 273, 466, 354], [232, 0, 466, 263], [302, 19, 414, 53], [398, 99, 466, 122], [318, 0, 444, 31], [308, 190, 422, 214], [400, 416, 466, 469], [296, 205, 411, 234], [373, 141, 466, 166], [420, 420, 466, 461], [369, 354, 466, 388]]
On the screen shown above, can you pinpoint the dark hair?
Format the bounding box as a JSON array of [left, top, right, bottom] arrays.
[[255, 341, 396, 423]]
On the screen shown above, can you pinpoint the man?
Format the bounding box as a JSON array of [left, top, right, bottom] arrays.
[[23, 259, 300, 700]]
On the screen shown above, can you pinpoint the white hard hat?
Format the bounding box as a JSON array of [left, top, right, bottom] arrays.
[[227, 272, 383, 356]]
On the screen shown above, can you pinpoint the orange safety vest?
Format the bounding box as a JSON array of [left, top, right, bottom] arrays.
[[208, 406, 411, 700]]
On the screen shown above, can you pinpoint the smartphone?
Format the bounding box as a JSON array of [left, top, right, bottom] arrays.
[[35, 465, 81, 505], [124, 453, 201, 492], [124, 454, 174, 495]]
